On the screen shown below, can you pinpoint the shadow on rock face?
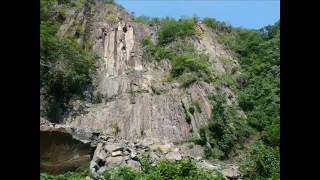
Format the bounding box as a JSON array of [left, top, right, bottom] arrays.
[[40, 131, 93, 174]]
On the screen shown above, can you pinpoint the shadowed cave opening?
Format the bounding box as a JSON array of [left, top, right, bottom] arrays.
[[40, 131, 94, 174]]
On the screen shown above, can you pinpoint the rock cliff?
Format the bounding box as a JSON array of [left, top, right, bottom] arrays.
[[41, 1, 242, 179], [50, 1, 239, 142]]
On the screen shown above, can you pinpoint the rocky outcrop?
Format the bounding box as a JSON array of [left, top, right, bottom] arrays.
[[40, 122, 241, 179], [87, 134, 241, 179], [47, 1, 243, 144], [41, 1, 244, 179], [40, 123, 99, 174]]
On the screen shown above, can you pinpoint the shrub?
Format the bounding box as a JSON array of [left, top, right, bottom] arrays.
[[197, 92, 252, 159], [203, 17, 232, 33], [185, 112, 191, 124], [99, 158, 224, 179], [240, 141, 280, 179], [142, 36, 212, 88], [103, 166, 138, 180], [40, 0, 98, 122], [105, 14, 117, 23], [261, 122, 280, 147], [40, 31, 97, 121], [103, 0, 114, 4], [142, 37, 173, 62], [189, 106, 195, 114], [133, 16, 161, 25], [193, 101, 202, 113], [176, 72, 198, 88], [188, 144, 194, 149], [40, 170, 88, 180], [170, 52, 212, 83], [158, 18, 196, 45]]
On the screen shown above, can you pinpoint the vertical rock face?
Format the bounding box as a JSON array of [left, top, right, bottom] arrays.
[[49, 1, 240, 143]]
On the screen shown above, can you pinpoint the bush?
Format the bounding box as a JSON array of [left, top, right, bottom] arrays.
[[134, 16, 161, 25], [41, 18, 97, 122], [240, 141, 280, 179], [105, 14, 118, 23], [142, 37, 173, 62], [41, 158, 225, 179], [193, 101, 202, 113], [143, 34, 212, 88], [103, 166, 138, 180], [40, 170, 88, 180], [189, 106, 195, 114], [103, 0, 114, 4], [97, 158, 225, 180], [185, 112, 191, 124], [170, 52, 213, 84], [197, 92, 252, 159], [261, 122, 280, 147], [203, 17, 232, 33], [158, 18, 196, 45]]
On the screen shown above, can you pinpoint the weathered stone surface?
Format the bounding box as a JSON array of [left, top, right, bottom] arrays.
[[126, 160, 141, 170], [130, 150, 137, 160], [104, 144, 123, 152], [149, 152, 160, 163], [106, 156, 124, 167], [165, 151, 182, 161], [141, 138, 154, 147], [41, 2, 245, 178], [111, 151, 122, 157], [199, 160, 220, 170], [97, 166, 108, 174], [150, 143, 172, 154], [221, 166, 241, 180], [40, 124, 94, 174]]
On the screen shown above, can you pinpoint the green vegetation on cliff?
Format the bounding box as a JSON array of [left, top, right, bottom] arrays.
[[142, 18, 213, 87], [40, 159, 224, 180], [140, 18, 280, 179], [40, 0, 97, 122], [203, 18, 280, 179]]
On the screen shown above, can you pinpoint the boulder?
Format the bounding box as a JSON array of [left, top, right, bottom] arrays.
[[126, 160, 141, 170], [199, 161, 219, 170], [111, 151, 122, 157], [104, 144, 123, 152], [221, 166, 241, 180], [130, 149, 138, 160], [165, 151, 182, 161], [159, 144, 172, 153], [106, 156, 124, 167], [149, 152, 160, 163], [150, 143, 172, 154]]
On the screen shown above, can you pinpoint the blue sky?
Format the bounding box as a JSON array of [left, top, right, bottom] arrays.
[[116, 0, 280, 29]]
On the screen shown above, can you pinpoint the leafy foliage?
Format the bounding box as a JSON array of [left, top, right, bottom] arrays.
[[40, 170, 88, 180], [142, 37, 173, 62], [40, 0, 97, 122], [170, 52, 213, 86], [133, 16, 161, 25], [196, 91, 252, 159], [158, 18, 196, 45], [203, 17, 232, 33], [216, 21, 280, 179], [103, 158, 225, 180], [240, 141, 280, 179], [41, 159, 224, 180], [103, 0, 115, 4], [142, 36, 213, 87]]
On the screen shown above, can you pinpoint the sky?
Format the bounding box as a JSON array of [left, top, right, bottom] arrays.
[[116, 0, 280, 30]]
